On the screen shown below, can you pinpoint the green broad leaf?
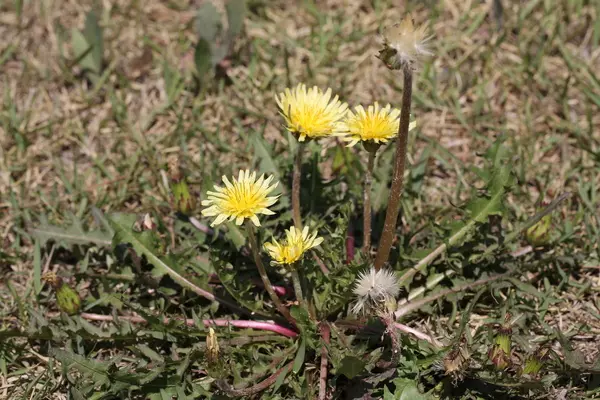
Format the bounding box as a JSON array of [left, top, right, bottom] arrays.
[[224, 222, 246, 250], [337, 356, 365, 379], [33, 240, 41, 295], [108, 213, 212, 299], [251, 133, 288, 196], [136, 344, 165, 363], [293, 338, 306, 374], [226, 0, 247, 40], [50, 348, 110, 386], [83, 9, 103, 75], [211, 253, 273, 318], [194, 38, 213, 78], [29, 219, 112, 249], [195, 2, 222, 42], [385, 378, 431, 400], [272, 364, 290, 394]]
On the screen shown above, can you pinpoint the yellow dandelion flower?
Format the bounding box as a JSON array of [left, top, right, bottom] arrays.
[[201, 170, 279, 227], [339, 102, 415, 148], [275, 83, 348, 141], [378, 15, 432, 70], [264, 226, 323, 266]]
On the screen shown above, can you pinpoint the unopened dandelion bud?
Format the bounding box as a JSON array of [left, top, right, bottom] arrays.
[[442, 337, 469, 382], [206, 327, 220, 364], [172, 179, 196, 215], [522, 347, 549, 377], [43, 273, 81, 315], [378, 15, 432, 71], [525, 214, 552, 247], [488, 316, 512, 370]]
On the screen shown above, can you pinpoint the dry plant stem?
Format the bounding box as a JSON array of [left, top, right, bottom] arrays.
[[290, 269, 305, 308], [363, 151, 376, 253], [245, 221, 297, 327], [319, 322, 331, 400], [374, 68, 413, 270], [292, 141, 305, 229]]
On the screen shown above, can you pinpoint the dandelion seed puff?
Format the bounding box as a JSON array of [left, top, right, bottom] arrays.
[[351, 267, 399, 314], [378, 15, 432, 71]]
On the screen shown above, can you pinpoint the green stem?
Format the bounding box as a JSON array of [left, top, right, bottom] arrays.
[[290, 269, 305, 308], [374, 68, 413, 270], [245, 222, 296, 327], [292, 142, 305, 229], [363, 151, 376, 253]]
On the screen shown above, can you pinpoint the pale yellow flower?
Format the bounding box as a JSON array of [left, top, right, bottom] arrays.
[[379, 15, 432, 70], [339, 102, 416, 147], [201, 170, 279, 227], [275, 83, 348, 141], [264, 226, 323, 266]]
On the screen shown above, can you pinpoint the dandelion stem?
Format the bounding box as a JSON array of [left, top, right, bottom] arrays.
[[363, 151, 376, 253], [292, 142, 305, 229], [374, 68, 413, 270], [290, 269, 305, 308], [245, 221, 297, 327]]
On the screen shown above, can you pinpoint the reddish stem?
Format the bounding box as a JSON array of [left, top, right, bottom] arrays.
[[72, 312, 298, 338], [319, 322, 331, 400]]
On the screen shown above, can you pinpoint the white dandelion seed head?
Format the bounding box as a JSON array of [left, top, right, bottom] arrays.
[[379, 15, 433, 71], [351, 267, 400, 315]]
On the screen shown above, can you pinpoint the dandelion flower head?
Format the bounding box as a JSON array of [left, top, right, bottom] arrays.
[[275, 83, 348, 141], [264, 226, 323, 267], [379, 15, 432, 70], [339, 102, 416, 148], [201, 170, 279, 227], [351, 267, 399, 315]]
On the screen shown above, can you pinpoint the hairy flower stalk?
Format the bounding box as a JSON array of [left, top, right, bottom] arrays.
[[292, 142, 305, 228], [338, 102, 412, 254], [246, 221, 296, 327], [374, 16, 430, 270], [276, 84, 348, 228]]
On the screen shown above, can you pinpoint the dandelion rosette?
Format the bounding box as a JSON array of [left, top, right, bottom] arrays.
[[338, 102, 417, 149], [201, 170, 279, 227], [275, 83, 348, 141], [352, 267, 400, 315], [378, 15, 432, 70], [264, 226, 323, 267]]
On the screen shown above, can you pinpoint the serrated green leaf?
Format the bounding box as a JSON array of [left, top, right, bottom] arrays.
[[225, 0, 247, 40], [51, 348, 110, 386], [337, 356, 365, 379], [33, 240, 41, 295], [194, 38, 213, 78], [137, 344, 165, 363], [29, 220, 112, 249], [108, 213, 214, 300], [251, 133, 289, 206], [224, 222, 246, 250]]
